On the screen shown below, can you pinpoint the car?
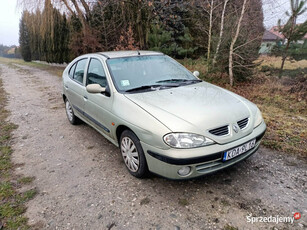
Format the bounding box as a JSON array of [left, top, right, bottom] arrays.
[[62, 51, 266, 180]]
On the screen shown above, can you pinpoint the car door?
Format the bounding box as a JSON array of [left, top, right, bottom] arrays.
[[65, 58, 88, 117], [84, 58, 114, 137]]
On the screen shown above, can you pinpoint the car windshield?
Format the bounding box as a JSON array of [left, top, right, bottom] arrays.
[[107, 55, 200, 93]]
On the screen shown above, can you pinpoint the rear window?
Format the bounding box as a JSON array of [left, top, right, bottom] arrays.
[[73, 59, 87, 84], [68, 63, 76, 79]]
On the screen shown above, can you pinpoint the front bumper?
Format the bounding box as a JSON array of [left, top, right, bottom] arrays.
[[141, 122, 266, 180]]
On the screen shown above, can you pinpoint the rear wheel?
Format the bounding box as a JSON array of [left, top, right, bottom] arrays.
[[65, 98, 80, 125], [120, 130, 149, 178]]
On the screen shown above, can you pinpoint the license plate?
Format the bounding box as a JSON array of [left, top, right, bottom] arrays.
[[223, 139, 256, 161]]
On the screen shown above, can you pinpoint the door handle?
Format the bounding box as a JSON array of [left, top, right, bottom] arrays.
[[64, 84, 69, 89], [84, 96, 88, 100]]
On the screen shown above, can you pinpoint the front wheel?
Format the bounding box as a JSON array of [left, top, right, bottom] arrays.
[[65, 98, 80, 125], [120, 130, 149, 178]]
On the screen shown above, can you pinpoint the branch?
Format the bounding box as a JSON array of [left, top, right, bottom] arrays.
[[233, 35, 262, 51]]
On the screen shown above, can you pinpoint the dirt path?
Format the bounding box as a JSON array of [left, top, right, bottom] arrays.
[[0, 62, 306, 230]]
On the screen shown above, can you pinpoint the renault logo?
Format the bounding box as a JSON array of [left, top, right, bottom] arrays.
[[233, 124, 239, 133]]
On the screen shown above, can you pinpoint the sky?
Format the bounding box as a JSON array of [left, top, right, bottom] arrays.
[[0, 0, 21, 46], [0, 0, 306, 46]]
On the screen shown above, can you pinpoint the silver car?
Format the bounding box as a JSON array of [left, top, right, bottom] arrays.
[[62, 51, 266, 179]]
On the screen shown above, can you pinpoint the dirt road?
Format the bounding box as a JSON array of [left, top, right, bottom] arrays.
[[0, 62, 306, 230]]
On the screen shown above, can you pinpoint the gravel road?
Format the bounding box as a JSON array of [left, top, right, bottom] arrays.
[[0, 62, 306, 230]]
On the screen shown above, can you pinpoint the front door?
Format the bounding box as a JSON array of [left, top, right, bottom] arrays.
[[84, 58, 114, 137]]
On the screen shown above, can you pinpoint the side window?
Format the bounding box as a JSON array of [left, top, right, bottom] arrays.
[[87, 58, 107, 87], [73, 59, 87, 84], [68, 63, 76, 79]]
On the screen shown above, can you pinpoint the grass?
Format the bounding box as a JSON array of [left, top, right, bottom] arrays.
[[181, 56, 307, 157], [0, 57, 65, 77], [258, 56, 307, 70], [0, 67, 37, 229]]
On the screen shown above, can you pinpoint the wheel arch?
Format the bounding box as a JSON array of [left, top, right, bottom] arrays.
[[116, 125, 134, 145], [62, 94, 67, 103]]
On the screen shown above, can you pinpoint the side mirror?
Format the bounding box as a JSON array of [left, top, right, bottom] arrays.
[[193, 71, 200, 78], [86, 84, 106, 94]]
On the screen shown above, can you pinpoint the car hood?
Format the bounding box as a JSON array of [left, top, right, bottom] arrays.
[[124, 82, 256, 143]]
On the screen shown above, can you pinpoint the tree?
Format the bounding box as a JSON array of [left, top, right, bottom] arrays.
[[19, 11, 32, 62], [278, 0, 307, 76], [212, 0, 229, 67], [228, 0, 248, 86]]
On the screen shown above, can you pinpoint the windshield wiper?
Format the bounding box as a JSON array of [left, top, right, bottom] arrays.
[[156, 79, 202, 84], [125, 84, 179, 93]]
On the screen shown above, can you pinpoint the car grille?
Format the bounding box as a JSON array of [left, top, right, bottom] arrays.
[[237, 117, 249, 130], [209, 125, 229, 136]]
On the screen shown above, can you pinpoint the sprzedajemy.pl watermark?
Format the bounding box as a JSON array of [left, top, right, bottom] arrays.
[[246, 212, 301, 224]]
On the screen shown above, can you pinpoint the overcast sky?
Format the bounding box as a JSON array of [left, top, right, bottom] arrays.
[[0, 0, 306, 46]]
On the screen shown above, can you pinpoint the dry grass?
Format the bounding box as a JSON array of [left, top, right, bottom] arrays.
[[233, 75, 306, 157], [0, 57, 65, 77], [258, 56, 307, 70]]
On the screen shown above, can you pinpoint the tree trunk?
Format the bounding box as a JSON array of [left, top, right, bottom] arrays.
[[279, 40, 290, 77], [279, 16, 296, 77], [207, 0, 214, 72], [213, 0, 229, 67], [229, 0, 247, 86]]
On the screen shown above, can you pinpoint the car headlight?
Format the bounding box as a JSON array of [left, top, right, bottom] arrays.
[[254, 108, 263, 128], [163, 133, 215, 148]]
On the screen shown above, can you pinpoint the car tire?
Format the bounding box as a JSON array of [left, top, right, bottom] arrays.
[[120, 130, 149, 178], [65, 98, 80, 125]]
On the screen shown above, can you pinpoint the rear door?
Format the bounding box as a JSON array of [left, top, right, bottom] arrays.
[[66, 58, 88, 117], [84, 58, 114, 137]]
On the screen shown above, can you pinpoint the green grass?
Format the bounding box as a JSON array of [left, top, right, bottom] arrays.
[[17, 177, 35, 185], [0, 68, 37, 229]]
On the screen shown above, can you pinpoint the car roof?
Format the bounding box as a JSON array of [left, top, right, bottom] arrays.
[[97, 50, 163, 59]]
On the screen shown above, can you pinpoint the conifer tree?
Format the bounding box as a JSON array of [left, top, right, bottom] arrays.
[[19, 11, 32, 62]]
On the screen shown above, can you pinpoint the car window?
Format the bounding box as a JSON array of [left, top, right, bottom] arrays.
[[107, 55, 196, 92], [87, 58, 107, 87], [69, 63, 76, 79], [73, 59, 87, 84]]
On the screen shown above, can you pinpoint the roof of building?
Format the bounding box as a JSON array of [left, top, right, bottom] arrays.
[[262, 30, 282, 41], [266, 25, 307, 40], [268, 26, 285, 40]]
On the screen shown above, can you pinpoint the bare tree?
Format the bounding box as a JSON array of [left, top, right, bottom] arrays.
[[207, 0, 214, 72], [228, 0, 248, 86], [212, 0, 229, 67], [17, 0, 92, 35]]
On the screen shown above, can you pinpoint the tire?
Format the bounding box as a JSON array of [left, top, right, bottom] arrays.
[[120, 130, 149, 178], [65, 98, 80, 125]]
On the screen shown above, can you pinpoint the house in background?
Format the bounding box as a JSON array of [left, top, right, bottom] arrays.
[[259, 25, 307, 54], [259, 27, 284, 54]]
